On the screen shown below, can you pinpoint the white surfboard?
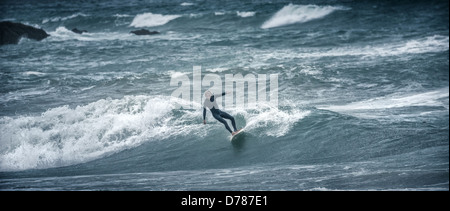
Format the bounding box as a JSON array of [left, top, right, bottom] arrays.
[[230, 128, 245, 141]]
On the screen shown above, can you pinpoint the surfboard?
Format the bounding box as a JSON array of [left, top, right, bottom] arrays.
[[230, 128, 244, 141]]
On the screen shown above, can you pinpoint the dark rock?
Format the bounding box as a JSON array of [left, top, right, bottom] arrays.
[[130, 29, 159, 36], [71, 28, 88, 34], [0, 21, 49, 45]]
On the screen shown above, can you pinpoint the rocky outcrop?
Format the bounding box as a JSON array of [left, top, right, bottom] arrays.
[[130, 29, 159, 36], [71, 28, 88, 34], [0, 21, 49, 45]]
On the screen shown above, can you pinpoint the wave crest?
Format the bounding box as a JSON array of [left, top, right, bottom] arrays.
[[130, 12, 181, 28], [42, 13, 89, 24], [237, 11, 256, 18], [261, 4, 349, 29]]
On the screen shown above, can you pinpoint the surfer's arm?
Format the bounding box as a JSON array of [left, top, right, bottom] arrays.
[[212, 92, 228, 99], [203, 107, 207, 124]]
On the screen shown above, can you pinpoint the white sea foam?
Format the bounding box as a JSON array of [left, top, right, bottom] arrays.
[[237, 11, 256, 18], [0, 95, 183, 171], [47, 26, 147, 42], [48, 27, 194, 42], [235, 102, 310, 137], [48, 26, 89, 41], [167, 70, 188, 79], [261, 4, 349, 29], [130, 12, 181, 28], [206, 67, 229, 73]]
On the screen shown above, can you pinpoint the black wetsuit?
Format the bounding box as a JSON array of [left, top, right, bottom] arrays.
[[203, 92, 237, 134]]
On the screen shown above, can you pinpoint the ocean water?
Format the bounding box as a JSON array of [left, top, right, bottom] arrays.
[[0, 0, 448, 191]]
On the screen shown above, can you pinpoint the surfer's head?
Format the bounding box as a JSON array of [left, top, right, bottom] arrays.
[[204, 90, 212, 99]]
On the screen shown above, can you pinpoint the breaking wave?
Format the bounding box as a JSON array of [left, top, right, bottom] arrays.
[[261, 4, 349, 29], [130, 12, 181, 28], [0, 95, 307, 171]]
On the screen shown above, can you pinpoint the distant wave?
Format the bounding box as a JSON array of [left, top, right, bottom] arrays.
[[48, 26, 85, 40], [47, 26, 114, 41], [237, 11, 256, 18], [1, 87, 55, 104], [130, 12, 181, 28], [47, 26, 156, 42], [42, 13, 89, 24], [214, 12, 226, 16], [113, 14, 132, 18], [255, 35, 449, 61], [261, 4, 349, 29], [395, 35, 449, 55], [335, 35, 450, 57], [180, 2, 194, 6], [318, 87, 449, 119]]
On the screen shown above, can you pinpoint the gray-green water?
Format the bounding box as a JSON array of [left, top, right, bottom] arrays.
[[0, 0, 448, 190]]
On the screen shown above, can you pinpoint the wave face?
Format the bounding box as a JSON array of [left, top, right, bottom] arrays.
[[0, 0, 448, 190], [261, 4, 349, 29]]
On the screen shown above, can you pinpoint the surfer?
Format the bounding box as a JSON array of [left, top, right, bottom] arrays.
[[203, 90, 240, 135]]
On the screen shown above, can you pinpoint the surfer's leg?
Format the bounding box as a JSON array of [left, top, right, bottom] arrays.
[[212, 113, 233, 134], [220, 111, 237, 132]]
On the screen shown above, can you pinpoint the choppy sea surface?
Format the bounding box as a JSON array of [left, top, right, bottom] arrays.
[[0, 0, 448, 190]]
